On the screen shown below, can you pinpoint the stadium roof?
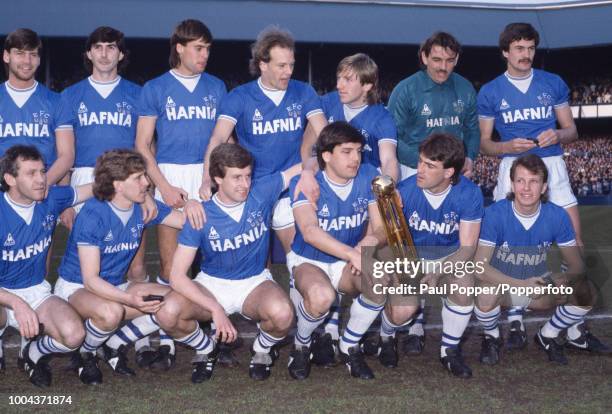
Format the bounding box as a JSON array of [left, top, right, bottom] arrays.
[[3, 0, 612, 48]]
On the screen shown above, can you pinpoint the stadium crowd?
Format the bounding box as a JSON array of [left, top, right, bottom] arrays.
[[472, 135, 612, 197], [570, 77, 612, 105]]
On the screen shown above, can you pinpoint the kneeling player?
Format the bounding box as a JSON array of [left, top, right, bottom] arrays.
[[155, 143, 300, 382], [0, 145, 93, 387], [54, 149, 203, 385], [474, 154, 610, 365], [288, 122, 386, 380], [376, 133, 483, 378]]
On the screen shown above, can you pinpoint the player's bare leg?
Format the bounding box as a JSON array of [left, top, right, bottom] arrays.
[[289, 263, 336, 380], [153, 224, 179, 368], [335, 264, 385, 379], [155, 287, 218, 383]]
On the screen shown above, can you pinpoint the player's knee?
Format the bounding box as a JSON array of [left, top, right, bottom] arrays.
[[475, 302, 497, 313], [304, 284, 336, 316], [94, 302, 125, 331], [448, 292, 473, 307], [386, 306, 413, 326], [155, 297, 183, 330], [61, 322, 86, 349], [127, 264, 147, 282], [268, 300, 295, 332]]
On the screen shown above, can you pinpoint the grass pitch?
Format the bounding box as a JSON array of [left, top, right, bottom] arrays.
[[0, 206, 610, 413]]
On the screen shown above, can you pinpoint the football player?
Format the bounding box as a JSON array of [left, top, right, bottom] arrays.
[[287, 121, 386, 380], [0, 145, 92, 387], [376, 133, 483, 377], [54, 149, 203, 385], [474, 154, 610, 365], [199, 26, 327, 254], [154, 143, 300, 382], [1, 29, 74, 184]]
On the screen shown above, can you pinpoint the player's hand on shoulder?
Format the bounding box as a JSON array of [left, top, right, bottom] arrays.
[[199, 177, 213, 201], [161, 185, 187, 209], [13, 300, 40, 339], [294, 170, 320, 208], [60, 207, 76, 231], [211, 308, 237, 344], [461, 157, 474, 179], [184, 199, 206, 230], [141, 193, 159, 224], [535, 129, 559, 148]]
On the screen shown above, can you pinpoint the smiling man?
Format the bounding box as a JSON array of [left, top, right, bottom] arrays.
[[473, 154, 610, 366], [0, 145, 93, 387], [1, 29, 74, 186], [388, 32, 479, 182], [200, 26, 327, 255]]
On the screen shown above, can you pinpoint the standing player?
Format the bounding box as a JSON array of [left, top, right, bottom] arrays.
[[0, 145, 91, 387], [153, 143, 300, 382], [287, 122, 386, 380], [311, 53, 399, 364], [199, 26, 327, 254], [375, 133, 483, 377], [54, 149, 203, 385], [1, 29, 74, 185], [477, 23, 581, 349], [474, 154, 609, 366], [386, 32, 479, 353], [136, 19, 226, 367], [321, 53, 399, 181]]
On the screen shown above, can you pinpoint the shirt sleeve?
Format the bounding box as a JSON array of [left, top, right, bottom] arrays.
[[478, 206, 498, 246], [362, 164, 380, 205], [145, 200, 173, 227], [217, 89, 242, 124], [73, 207, 105, 248], [49, 186, 77, 215], [55, 90, 76, 130], [460, 182, 484, 222], [178, 220, 203, 249], [376, 110, 398, 146], [251, 172, 285, 206], [290, 174, 309, 209], [302, 84, 324, 119], [477, 86, 496, 119], [463, 86, 481, 160], [387, 81, 413, 132], [553, 75, 570, 108], [138, 82, 160, 117], [554, 207, 576, 246]]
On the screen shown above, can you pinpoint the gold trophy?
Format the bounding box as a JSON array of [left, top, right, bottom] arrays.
[[371, 175, 422, 285]]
